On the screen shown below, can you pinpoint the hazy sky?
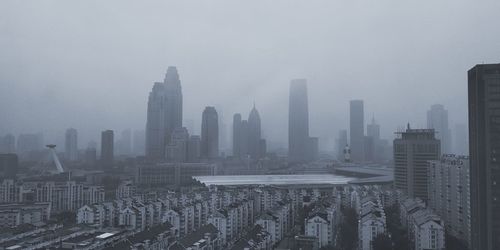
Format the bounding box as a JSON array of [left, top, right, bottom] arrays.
[[1, 1, 499, 150]]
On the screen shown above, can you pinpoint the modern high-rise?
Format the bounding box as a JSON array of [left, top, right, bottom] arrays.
[[454, 123, 468, 155], [393, 125, 440, 200], [0, 134, 15, 154], [428, 155, 470, 247], [201, 107, 219, 159], [64, 128, 78, 161], [248, 105, 263, 159], [366, 117, 380, 162], [232, 113, 242, 158], [100, 130, 114, 169], [427, 104, 452, 154], [288, 79, 309, 163], [166, 127, 189, 163], [468, 64, 500, 250], [350, 100, 364, 162], [145, 66, 183, 160], [187, 135, 201, 162], [337, 130, 348, 161]]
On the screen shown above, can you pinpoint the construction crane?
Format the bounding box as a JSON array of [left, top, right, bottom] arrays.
[[46, 144, 64, 173]]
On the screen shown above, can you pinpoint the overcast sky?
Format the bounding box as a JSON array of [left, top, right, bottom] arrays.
[[1, 0, 499, 150]]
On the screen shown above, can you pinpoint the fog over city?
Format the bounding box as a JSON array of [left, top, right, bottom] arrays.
[[1, 0, 499, 150]]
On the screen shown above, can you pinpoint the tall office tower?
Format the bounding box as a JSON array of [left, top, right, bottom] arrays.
[[248, 105, 263, 159], [184, 119, 196, 136], [64, 128, 78, 161], [0, 154, 18, 178], [217, 109, 228, 155], [454, 123, 468, 155], [349, 100, 364, 162], [427, 104, 452, 153], [232, 113, 242, 158], [288, 79, 309, 163], [116, 129, 132, 156], [100, 130, 114, 169], [393, 125, 440, 200], [366, 117, 380, 162], [187, 135, 201, 162], [145, 66, 183, 160], [0, 134, 15, 153], [166, 127, 189, 163], [428, 155, 470, 247], [201, 107, 219, 159], [132, 130, 145, 156], [468, 64, 500, 250], [240, 120, 249, 157], [337, 130, 348, 161]]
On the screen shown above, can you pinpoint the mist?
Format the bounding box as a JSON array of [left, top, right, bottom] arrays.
[[1, 0, 499, 150]]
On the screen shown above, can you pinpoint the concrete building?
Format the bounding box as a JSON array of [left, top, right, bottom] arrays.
[[64, 128, 78, 161], [0, 202, 51, 228], [358, 197, 386, 250], [350, 100, 364, 162], [394, 125, 440, 200], [187, 135, 201, 163], [304, 203, 337, 248], [201, 106, 219, 159], [136, 163, 216, 187], [145, 66, 183, 160], [428, 155, 470, 247], [100, 130, 114, 169], [166, 127, 189, 163], [288, 79, 309, 163], [468, 63, 500, 250], [427, 104, 452, 154]]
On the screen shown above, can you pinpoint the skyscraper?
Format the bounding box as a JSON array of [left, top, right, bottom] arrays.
[[100, 130, 114, 169], [393, 125, 440, 200], [288, 79, 309, 163], [201, 107, 219, 159], [454, 123, 468, 155], [350, 100, 364, 162], [337, 130, 348, 161], [248, 105, 262, 159], [427, 104, 452, 153], [232, 113, 242, 158], [145, 66, 183, 160], [64, 128, 78, 161], [187, 135, 201, 163], [366, 117, 380, 162], [468, 64, 500, 250], [166, 127, 189, 163]]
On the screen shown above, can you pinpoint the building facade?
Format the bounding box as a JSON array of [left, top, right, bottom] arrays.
[[288, 79, 309, 163]]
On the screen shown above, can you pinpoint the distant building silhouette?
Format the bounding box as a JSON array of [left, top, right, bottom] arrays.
[[166, 127, 189, 163], [64, 128, 78, 161], [100, 130, 114, 169], [201, 107, 219, 159], [248, 105, 264, 159], [337, 130, 348, 161], [427, 104, 452, 153], [187, 135, 201, 163], [454, 123, 468, 155], [145, 66, 183, 160], [365, 117, 380, 162], [468, 63, 500, 250], [232, 113, 242, 158], [0, 134, 15, 154], [288, 79, 309, 163], [349, 100, 364, 162], [394, 125, 440, 200], [132, 130, 145, 156], [0, 153, 18, 178], [117, 129, 132, 156]]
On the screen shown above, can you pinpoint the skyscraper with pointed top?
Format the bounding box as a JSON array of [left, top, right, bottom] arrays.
[[248, 104, 263, 159], [288, 79, 309, 163], [145, 66, 183, 160]]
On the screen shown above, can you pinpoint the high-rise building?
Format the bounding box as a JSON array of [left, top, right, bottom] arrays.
[[454, 123, 468, 155], [427, 104, 452, 154], [117, 129, 132, 156], [218, 108, 228, 156], [64, 128, 78, 161], [100, 130, 114, 169], [132, 130, 145, 156], [201, 107, 219, 159], [366, 117, 381, 162], [350, 100, 364, 162], [337, 130, 348, 161], [0, 134, 15, 154], [240, 120, 249, 158], [0, 154, 18, 178], [166, 127, 189, 163], [428, 155, 470, 247], [288, 79, 309, 163], [468, 64, 500, 250], [393, 125, 440, 200], [232, 114, 242, 158], [248, 105, 263, 159], [187, 135, 201, 163], [145, 66, 183, 160]]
